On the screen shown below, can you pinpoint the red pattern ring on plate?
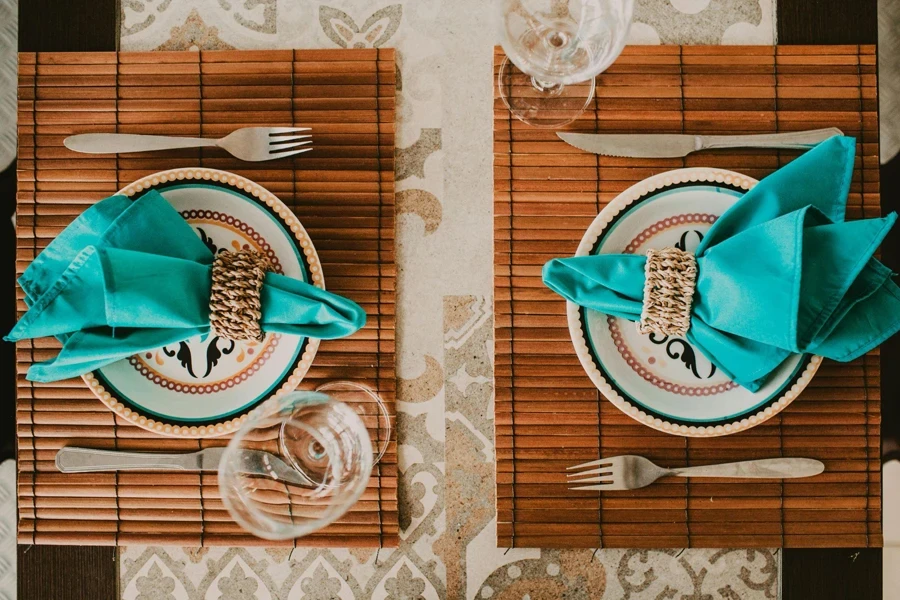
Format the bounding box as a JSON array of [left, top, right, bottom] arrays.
[[623, 213, 718, 255], [180, 209, 284, 274]]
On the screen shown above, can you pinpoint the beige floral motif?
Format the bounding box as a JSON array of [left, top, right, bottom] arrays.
[[156, 9, 236, 51], [319, 5, 402, 49], [183, 547, 209, 563], [634, 0, 762, 44], [723, 548, 778, 598], [384, 564, 426, 600], [559, 550, 607, 598], [718, 585, 744, 600], [398, 355, 443, 403], [135, 563, 176, 600], [443, 296, 478, 334], [299, 564, 344, 600], [395, 129, 441, 182], [397, 477, 426, 531], [263, 547, 292, 563], [231, 0, 276, 34], [217, 564, 259, 600], [397, 189, 442, 235], [348, 547, 377, 564], [495, 579, 567, 600], [439, 295, 496, 599], [476, 552, 606, 600], [121, 0, 175, 37], [618, 549, 671, 598], [438, 417, 494, 599]]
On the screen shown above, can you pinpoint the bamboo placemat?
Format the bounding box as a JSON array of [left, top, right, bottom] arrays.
[[15, 49, 398, 547], [494, 45, 881, 549]]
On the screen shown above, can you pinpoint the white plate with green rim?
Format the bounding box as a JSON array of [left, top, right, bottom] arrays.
[[567, 167, 822, 438], [83, 167, 322, 439]]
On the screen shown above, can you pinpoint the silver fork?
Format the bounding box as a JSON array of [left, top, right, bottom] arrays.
[[64, 127, 313, 162], [567, 455, 824, 491]]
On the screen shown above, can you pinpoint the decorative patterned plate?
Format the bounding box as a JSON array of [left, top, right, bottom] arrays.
[[568, 167, 821, 437], [84, 168, 322, 438]]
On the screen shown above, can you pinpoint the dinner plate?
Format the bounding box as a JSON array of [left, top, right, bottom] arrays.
[[567, 167, 822, 437], [83, 168, 322, 438]]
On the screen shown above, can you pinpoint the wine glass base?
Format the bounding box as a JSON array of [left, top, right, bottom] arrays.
[[497, 57, 595, 129], [315, 380, 391, 465], [279, 416, 335, 489]]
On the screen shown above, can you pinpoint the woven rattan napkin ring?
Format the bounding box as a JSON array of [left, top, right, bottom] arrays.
[[638, 247, 697, 337], [209, 249, 272, 343]]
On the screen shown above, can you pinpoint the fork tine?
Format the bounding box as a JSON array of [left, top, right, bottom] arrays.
[[566, 466, 614, 478], [566, 475, 615, 485], [268, 147, 314, 160], [268, 140, 313, 152], [569, 484, 617, 491], [567, 459, 613, 471], [269, 135, 312, 146], [267, 127, 311, 135]]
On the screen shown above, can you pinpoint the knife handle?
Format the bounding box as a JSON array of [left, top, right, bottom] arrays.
[[56, 447, 193, 473], [699, 128, 844, 151]]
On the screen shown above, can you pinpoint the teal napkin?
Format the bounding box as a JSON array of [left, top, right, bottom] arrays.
[[7, 190, 366, 382], [543, 136, 900, 391]]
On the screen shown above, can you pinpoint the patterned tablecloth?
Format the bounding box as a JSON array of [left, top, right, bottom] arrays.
[[117, 1, 782, 598]]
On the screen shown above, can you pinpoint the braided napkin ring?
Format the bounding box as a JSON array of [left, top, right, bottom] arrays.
[[638, 247, 697, 337], [209, 249, 272, 342]]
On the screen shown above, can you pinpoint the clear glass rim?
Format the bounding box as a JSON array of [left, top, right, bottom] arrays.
[[314, 380, 392, 464], [497, 56, 595, 128], [496, 0, 636, 85], [218, 391, 373, 541]]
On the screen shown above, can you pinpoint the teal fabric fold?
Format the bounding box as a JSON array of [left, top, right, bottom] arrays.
[[542, 136, 900, 392], [7, 189, 367, 382]]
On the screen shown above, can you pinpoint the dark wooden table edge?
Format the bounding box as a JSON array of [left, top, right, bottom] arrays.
[[9, 0, 889, 599], [12, 3, 120, 600], [778, 2, 886, 599]]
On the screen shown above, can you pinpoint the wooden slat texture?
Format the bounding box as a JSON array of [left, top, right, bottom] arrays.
[[493, 45, 881, 549], [16, 48, 398, 547]]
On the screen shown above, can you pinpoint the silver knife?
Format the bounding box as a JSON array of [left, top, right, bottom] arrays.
[[557, 127, 844, 158], [55, 446, 315, 487]]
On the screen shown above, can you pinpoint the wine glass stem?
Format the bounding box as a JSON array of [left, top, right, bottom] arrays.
[[531, 77, 565, 96]]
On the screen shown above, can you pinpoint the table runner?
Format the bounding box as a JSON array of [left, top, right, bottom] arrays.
[[494, 44, 881, 549], [15, 48, 398, 547]]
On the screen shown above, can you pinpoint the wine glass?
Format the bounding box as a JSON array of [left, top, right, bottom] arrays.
[[315, 380, 391, 465], [497, 0, 634, 128], [218, 391, 373, 540]]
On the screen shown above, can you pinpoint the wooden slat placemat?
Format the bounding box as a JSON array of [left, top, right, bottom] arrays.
[[15, 49, 398, 547], [494, 45, 881, 549]]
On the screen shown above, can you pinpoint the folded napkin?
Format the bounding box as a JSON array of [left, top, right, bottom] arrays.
[[7, 190, 366, 382], [543, 136, 900, 391]]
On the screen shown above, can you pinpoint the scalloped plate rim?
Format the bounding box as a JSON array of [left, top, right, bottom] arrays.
[[82, 167, 324, 439], [566, 166, 823, 438]]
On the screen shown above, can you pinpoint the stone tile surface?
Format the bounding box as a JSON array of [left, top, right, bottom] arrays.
[[119, 2, 781, 598]]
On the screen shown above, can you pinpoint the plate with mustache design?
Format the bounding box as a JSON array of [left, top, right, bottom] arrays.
[[84, 168, 321, 438], [569, 167, 821, 437]]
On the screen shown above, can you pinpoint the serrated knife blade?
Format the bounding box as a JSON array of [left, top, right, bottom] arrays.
[[557, 128, 844, 158], [558, 132, 699, 158]]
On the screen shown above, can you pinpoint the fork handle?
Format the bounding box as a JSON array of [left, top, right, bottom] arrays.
[[65, 133, 220, 154], [670, 458, 824, 479]]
